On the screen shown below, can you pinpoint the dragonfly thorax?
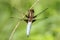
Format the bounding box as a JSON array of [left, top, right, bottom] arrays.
[[28, 9, 34, 17], [28, 9, 34, 22]]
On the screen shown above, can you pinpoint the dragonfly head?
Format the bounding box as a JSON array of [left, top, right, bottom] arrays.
[[29, 9, 34, 13]]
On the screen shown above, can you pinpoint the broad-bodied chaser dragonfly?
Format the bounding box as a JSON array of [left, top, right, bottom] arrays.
[[9, 0, 48, 40]]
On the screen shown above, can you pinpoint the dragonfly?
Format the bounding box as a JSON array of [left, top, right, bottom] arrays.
[[9, 0, 48, 40], [25, 8, 48, 37]]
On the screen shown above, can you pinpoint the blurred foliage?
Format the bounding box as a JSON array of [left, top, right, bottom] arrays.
[[0, 0, 60, 40]]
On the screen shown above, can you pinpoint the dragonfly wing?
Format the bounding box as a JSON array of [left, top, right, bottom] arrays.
[[32, 16, 48, 23], [10, 17, 28, 21], [34, 8, 48, 18]]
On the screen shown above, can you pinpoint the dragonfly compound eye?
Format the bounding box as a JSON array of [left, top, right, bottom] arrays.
[[29, 9, 34, 13]]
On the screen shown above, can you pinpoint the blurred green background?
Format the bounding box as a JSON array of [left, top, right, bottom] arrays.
[[0, 0, 60, 40]]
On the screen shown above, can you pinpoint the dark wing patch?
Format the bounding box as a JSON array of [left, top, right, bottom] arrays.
[[24, 20, 28, 23]]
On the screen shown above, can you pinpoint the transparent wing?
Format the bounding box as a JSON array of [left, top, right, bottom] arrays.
[[11, 7, 27, 19], [34, 8, 48, 18], [32, 8, 48, 23]]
